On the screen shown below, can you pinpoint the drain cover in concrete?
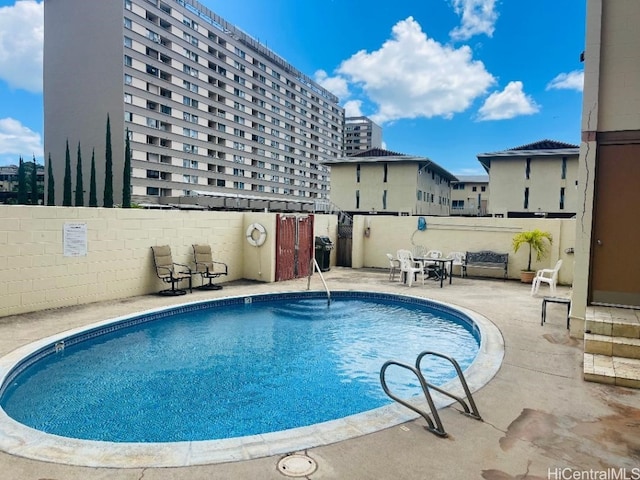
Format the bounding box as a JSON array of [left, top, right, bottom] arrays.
[[277, 453, 317, 477]]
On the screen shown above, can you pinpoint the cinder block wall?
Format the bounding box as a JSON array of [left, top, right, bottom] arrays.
[[0, 206, 251, 317], [0, 205, 573, 318]]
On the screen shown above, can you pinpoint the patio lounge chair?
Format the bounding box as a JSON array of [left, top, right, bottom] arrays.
[[531, 259, 563, 296], [151, 245, 192, 296], [192, 244, 228, 290]]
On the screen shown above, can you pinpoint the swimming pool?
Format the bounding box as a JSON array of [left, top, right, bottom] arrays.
[[0, 291, 504, 468]]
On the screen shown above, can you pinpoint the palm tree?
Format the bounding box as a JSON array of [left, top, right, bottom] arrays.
[[512, 229, 553, 272]]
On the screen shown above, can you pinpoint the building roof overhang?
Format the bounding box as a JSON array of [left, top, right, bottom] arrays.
[[324, 148, 458, 181]]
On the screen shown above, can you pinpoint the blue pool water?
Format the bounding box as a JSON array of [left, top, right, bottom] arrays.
[[0, 292, 479, 443]]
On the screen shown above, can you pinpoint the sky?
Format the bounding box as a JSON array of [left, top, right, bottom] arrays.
[[0, 0, 586, 175]]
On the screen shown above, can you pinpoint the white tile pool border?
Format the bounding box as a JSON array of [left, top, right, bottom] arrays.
[[0, 291, 504, 468]]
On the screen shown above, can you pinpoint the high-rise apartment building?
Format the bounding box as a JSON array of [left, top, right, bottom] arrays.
[[344, 116, 382, 156], [44, 0, 344, 207]]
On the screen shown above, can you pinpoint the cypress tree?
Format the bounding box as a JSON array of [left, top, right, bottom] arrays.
[[89, 148, 98, 207], [103, 115, 114, 208], [75, 142, 84, 206], [122, 129, 131, 208], [47, 153, 55, 205], [17, 156, 27, 204], [30, 156, 39, 205], [63, 140, 72, 206]]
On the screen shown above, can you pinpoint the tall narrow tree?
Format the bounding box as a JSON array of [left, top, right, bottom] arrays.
[[75, 142, 84, 206], [89, 148, 98, 207], [47, 153, 55, 205], [63, 140, 72, 206], [103, 115, 114, 208], [17, 156, 27, 204], [122, 129, 132, 208], [30, 155, 39, 205]]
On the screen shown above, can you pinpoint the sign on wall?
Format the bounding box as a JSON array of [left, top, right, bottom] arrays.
[[63, 223, 87, 257]]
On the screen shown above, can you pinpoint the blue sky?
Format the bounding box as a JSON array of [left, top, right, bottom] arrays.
[[0, 0, 585, 175]]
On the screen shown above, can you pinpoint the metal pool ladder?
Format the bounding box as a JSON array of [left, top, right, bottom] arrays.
[[380, 351, 482, 438], [307, 257, 331, 305]]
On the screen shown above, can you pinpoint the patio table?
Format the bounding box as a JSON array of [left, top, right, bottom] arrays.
[[416, 257, 454, 288]]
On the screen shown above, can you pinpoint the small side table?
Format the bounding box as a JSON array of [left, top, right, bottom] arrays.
[[541, 297, 571, 329]]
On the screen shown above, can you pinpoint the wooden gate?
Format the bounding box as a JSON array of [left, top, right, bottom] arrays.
[[275, 214, 314, 281], [337, 223, 352, 267]]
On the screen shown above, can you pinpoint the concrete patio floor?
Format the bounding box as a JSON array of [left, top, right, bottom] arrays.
[[0, 267, 638, 480]]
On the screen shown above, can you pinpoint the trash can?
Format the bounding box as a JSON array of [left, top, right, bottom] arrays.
[[314, 236, 334, 272]]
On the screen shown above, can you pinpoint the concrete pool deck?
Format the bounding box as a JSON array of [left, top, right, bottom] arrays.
[[0, 267, 638, 479]]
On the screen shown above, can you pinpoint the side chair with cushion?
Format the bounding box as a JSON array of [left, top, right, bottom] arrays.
[[531, 259, 563, 296], [151, 245, 192, 296], [193, 244, 228, 290]]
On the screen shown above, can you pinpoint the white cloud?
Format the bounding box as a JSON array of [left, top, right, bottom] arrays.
[[546, 70, 584, 92], [343, 100, 363, 117], [337, 17, 495, 124], [0, 117, 43, 163], [477, 81, 539, 121], [449, 0, 498, 41], [314, 69, 349, 100], [0, 0, 43, 93]]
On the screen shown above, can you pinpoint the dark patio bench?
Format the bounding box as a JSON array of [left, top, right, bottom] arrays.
[[463, 251, 508, 280]]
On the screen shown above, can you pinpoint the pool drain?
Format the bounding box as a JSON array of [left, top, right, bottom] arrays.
[[277, 453, 317, 477]]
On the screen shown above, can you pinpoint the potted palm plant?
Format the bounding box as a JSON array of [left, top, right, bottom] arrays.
[[512, 229, 553, 283]]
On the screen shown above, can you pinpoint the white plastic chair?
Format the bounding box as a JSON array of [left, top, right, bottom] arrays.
[[397, 251, 424, 287], [386, 253, 400, 281], [412, 245, 427, 258], [446, 252, 466, 277], [531, 259, 563, 296]]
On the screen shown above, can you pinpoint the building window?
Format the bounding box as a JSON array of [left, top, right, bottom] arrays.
[[524, 187, 529, 209], [356, 190, 360, 209], [452, 200, 464, 209], [561, 157, 567, 179], [382, 190, 387, 210], [356, 164, 360, 183], [560, 187, 565, 210], [472, 186, 477, 192], [525, 158, 531, 179], [383, 163, 388, 183], [481, 186, 486, 192]]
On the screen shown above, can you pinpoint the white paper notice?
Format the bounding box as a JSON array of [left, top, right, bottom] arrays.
[[63, 223, 87, 257]]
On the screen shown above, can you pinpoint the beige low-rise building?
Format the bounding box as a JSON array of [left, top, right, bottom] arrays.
[[477, 140, 579, 218], [450, 175, 489, 216], [324, 148, 456, 216]]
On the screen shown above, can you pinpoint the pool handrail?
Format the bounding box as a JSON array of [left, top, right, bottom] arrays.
[[380, 351, 482, 438], [308, 257, 331, 305]]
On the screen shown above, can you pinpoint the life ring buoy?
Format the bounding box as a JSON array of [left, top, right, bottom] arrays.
[[246, 223, 267, 247]]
